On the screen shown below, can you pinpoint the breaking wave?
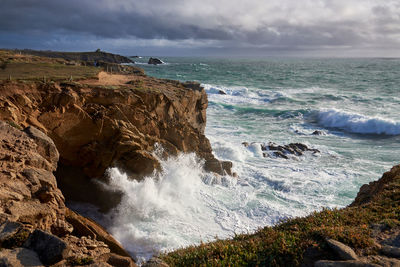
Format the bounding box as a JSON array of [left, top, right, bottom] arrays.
[[316, 109, 400, 135]]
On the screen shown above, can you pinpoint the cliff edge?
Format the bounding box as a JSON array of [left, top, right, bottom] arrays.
[[0, 50, 232, 266]]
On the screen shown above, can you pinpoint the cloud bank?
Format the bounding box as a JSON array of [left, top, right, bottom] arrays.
[[1, 0, 399, 56]]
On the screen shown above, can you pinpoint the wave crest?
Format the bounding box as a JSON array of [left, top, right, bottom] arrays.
[[317, 109, 400, 135]]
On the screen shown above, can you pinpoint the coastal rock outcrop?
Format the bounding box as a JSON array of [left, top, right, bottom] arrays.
[[0, 121, 136, 266], [16, 49, 134, 64], [0, 78, 230, 178], [148, 57, 163, 65], [351, 164, 400, 207], [243, 141, 320, 159]]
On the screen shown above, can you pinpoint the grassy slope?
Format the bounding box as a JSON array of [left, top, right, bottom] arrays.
[[13, 49, 133, 64], [0, 50, 100, 81], [162, 165, 400, 266]]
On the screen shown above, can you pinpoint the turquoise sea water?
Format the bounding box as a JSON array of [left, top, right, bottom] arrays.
[[81, 57, 400, 262]]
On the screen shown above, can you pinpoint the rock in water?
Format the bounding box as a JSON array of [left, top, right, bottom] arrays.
[[218, 90, 227, 95], [148, 57, 163, 65], [312, 130, 324, 135], [248, 141, 320, 159]]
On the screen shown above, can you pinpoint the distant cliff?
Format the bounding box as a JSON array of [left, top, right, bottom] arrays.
[[14, 49, 134, 64]]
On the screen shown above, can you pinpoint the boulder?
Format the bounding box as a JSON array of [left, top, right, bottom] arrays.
[[351, 165, 400, 207], [0, 248, 44, 267], [315, 260, 380, 267], [0, 221, 23, 243], [99, 253, 137, 267], [148, 57, 163, 65], [204, 158, 233, 176], [326, 238, 358, 261], [257, 141, 320, 159], [23, 230, 68, 265], [65, 209, 131, 258], [312, 130, 324, 135], [381, 245, 400, 258], [143, 257, 169, 267], [218, 90, 227, 95], [24, 126, 59, 171]]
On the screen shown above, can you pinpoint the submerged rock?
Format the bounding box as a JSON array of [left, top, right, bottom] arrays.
[[148, 57, 163, 65], [249, 141, 320, 159], [312, 130, 324, 135], [218, 89, 227, 95]]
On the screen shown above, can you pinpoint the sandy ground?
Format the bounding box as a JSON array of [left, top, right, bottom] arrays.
[[81, 71, 136, 86]]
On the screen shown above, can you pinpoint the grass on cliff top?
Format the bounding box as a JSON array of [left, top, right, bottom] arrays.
[[162, 167, 400, 266], [0, 50, 100, 81], [0, 62, 100, 81]]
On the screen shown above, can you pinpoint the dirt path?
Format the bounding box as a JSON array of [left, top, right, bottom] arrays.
[[81, 71, 136, 86]]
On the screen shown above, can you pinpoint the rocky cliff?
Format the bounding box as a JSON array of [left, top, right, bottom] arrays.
[[0, 51, 232, 265], [0, 121, 136, 266], [14, 49, 134, 64], [0, 75, 231, 179]]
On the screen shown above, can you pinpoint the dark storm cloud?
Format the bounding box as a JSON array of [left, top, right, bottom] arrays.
[[1, 0, 399, 56]]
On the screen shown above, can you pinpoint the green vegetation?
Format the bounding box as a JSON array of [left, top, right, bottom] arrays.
[[6, 120, 23, 130], [1, 229, 31, 249], [162, 169, 400, 266], [0, 62, 100, 81], [70, 257, 94, 265]]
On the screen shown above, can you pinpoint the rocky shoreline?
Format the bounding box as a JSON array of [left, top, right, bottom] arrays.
[[0, 50, 399, 266], [0, 50, 232, 266]]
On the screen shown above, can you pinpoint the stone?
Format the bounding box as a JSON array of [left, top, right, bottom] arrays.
[[65, 209, 131, 258], [312, 130, 324, 135], [382, 245, 400, 258], [0, 221, 23, 242], [255, 141, 320, 159], [315, 260, 380, 267], [143, 257, 169, 267], [204, 158, 232, 176], [24, 126, 59, 170], [326, 239, 358, 261], [273, 151, 289, 159], [366, 255, 400, 267], [51, 219, 74, 237], [183, 81, 202, 91], [23, 229, 68, 265], [218, 90, 227, 95], [99, 253, 137, 267], [0, 248, 44, 267], [148, 57, 163, 65], [351, 165, 400, 207]]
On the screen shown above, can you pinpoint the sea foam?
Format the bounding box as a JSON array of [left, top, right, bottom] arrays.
[[104, 153, 242, 263], [317, 109, 400, 135]]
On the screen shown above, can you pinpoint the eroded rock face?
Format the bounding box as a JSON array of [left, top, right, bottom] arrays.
[[0, 122, 64, 231], [351, 165, 400, 207], [0, 122, 136, 266], [0, 79, 231, 181]]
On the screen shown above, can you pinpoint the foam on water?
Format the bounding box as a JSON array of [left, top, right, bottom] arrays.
[[316, 109, 400, 135], [103, 152, 257, 263], [70, 58, 400, 264], [96, 141, 358, 263]]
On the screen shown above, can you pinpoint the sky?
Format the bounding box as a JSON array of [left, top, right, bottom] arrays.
[[1, 0, 399, 57]]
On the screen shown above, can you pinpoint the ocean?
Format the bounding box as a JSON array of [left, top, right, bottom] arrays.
[[74, 57, 400, 263]]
